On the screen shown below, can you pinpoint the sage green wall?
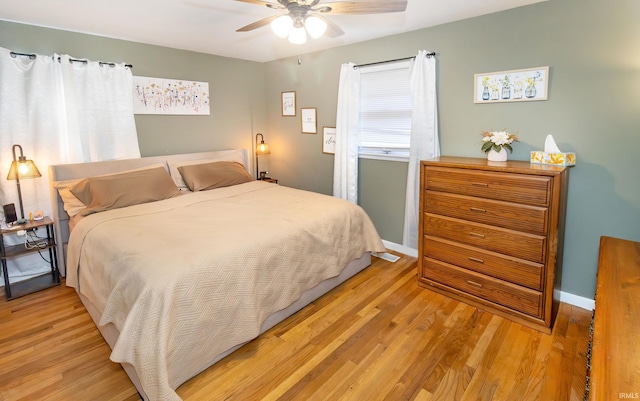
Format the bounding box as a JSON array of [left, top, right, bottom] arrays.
[[264, 0, 640, 299], [1, 0, 638, 300], [0, 20, 267, 158]]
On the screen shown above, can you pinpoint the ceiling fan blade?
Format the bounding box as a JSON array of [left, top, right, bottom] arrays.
[[319, 1, 407, 14], [313, 14, 344, 37], [233, 0, 281, 7], [236, 14, 281, 32]]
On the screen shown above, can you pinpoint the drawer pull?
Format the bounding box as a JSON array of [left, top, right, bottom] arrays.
[[471, 182, 488, 187], [469, 207, 487, 213], [466, 280, 483, 287], [469, 232, 486, 239], [468, 257, 485, 263]]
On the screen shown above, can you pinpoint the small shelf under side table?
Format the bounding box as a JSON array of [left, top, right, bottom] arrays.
[[0, 216, 60, 300]]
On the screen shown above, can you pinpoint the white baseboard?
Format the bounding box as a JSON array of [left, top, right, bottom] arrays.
[[558, 291, 595, 311], [382, 240, 595, 311], [382, 240, 417, 258]]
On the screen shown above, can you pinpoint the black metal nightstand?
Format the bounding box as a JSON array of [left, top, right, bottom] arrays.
[[0, 217, 60, 300]]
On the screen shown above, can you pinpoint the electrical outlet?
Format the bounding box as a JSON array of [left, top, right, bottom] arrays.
[[16, 230, 26, 236]]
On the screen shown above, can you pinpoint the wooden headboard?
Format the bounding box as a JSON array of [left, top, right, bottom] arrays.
[[48, 149, 249, 275]]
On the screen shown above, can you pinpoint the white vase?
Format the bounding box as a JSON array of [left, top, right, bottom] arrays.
[[487, 147, 508, 162]]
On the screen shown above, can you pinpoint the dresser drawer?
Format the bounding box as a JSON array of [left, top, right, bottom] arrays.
[[424, 214, 546, 263], [422, 259, 542, 317], [425, 167, 551, 206], [424, 191, 548, 235], [423, 236, 544, 290]]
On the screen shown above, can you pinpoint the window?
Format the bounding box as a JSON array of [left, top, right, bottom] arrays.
[[358, 60, 412, 161]]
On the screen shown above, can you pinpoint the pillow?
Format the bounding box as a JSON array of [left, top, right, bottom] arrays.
[[53, 179, 86, 217], [177, 161, 254, 192], [53, 163, 166, 217], [168, 154, 244, 190], [70, 166, 180, 215]]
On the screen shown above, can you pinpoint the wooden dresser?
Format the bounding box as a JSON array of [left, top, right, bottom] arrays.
[[418, 156, 569, 333], [588, 236, 640, 400]]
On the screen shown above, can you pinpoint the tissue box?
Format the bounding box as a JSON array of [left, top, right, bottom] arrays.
[[530, 151, 576, 166]]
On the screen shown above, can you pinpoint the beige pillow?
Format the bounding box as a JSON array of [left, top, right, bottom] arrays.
[[53, 179, 86, 217], [168, 155, 244, 190], [70, 167, 180, 215], [178, 161, 254, 192], [53, 163, 167, 216]]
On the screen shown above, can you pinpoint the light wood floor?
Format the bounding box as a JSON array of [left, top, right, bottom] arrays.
[[0, 253, 591, 401]]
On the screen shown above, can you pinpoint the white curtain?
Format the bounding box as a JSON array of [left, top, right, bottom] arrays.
[[333, 62, 361, 203], [56, 54, 140, 162], [403, 50, 440, 249], [0, 47, 139, 282]]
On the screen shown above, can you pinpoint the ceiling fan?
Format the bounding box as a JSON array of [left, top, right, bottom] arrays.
[[234, 0, 408, 44]]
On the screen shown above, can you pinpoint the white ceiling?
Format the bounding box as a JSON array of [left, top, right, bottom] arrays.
[[0, 0, 545, 63]]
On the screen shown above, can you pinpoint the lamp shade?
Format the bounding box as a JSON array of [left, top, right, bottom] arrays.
[[7, 159, 41, 180], [305, 16, 327, 39], [271, 15, 293, 38], [256, 142, 270, 155], [255, 133, 271, 156]]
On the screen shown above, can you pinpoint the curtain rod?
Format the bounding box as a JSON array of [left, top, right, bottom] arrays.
[[9, 51, 133, 68], [353, 52, 436, 69]]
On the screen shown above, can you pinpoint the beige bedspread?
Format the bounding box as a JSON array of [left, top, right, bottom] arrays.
[[66, 181, 385, 401]]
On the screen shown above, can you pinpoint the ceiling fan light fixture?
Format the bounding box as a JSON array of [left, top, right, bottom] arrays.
[[288, 26, 307, 44], [271, 15, 293, 38], [304, 16, 327, 39]]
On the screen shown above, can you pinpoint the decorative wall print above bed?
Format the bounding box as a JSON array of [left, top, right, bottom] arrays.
[[133, 76, 210, 115]]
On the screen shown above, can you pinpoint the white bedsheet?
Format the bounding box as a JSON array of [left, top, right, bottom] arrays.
[[66, 181, 385, 400]]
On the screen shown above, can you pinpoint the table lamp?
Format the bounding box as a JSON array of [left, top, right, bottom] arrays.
[[255, 133, 271, 179], [6, 144, 41, 223]]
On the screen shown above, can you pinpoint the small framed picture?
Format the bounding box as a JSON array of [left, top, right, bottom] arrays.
[[281, 91, 296, 116], [322, 126, 336, 154], [301, 107, 317, 134]]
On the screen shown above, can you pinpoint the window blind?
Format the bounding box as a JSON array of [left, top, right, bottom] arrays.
[[359, 61, 411, 158]]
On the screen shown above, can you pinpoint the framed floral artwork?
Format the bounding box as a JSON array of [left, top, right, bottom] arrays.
[[133, 76, 210, 115], [474, 66, 549, 103]]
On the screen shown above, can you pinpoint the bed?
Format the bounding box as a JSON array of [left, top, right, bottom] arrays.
[[48, 149, 386, 401]]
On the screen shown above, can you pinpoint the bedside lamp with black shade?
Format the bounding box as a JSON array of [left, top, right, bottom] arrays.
[[6, 144, 41, 224], [255, 133, 271, 180]]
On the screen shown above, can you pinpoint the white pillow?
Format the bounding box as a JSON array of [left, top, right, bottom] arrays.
[[168, 155, 244, 190]]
